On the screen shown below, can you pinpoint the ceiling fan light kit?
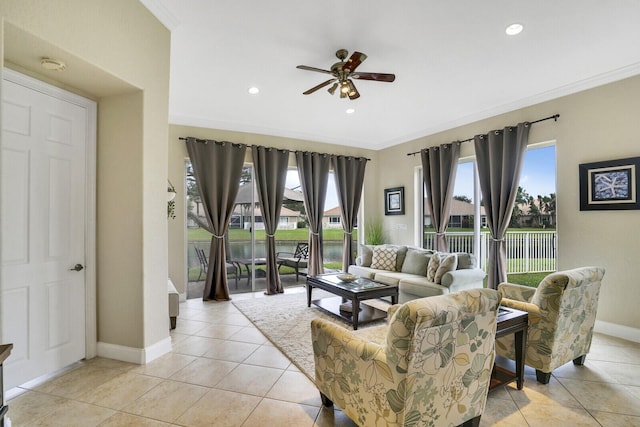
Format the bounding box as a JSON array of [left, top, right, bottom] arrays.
[[297, 49, 395, 100]]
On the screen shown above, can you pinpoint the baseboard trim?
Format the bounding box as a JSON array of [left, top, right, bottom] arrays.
[[97, 337, 172, 364], [594, 320, 640, 343]]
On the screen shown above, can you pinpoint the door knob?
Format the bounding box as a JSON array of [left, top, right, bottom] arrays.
[[69, 264, 84, 272]]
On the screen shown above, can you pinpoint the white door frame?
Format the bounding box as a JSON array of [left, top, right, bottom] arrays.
[[1, 68, 97, 359]]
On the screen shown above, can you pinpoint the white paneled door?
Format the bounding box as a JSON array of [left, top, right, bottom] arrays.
[[1, 71, 95, 389]]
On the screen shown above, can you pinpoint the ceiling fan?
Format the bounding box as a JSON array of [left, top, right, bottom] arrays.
[[296, 49, 395, 100]]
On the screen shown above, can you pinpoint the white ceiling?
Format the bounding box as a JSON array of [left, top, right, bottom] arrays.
[[144, 0, 640, 150]]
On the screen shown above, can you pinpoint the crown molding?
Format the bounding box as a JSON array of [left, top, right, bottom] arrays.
[[139, 0, 180, 31]]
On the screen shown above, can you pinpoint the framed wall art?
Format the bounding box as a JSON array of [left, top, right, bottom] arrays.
[[384, 186, 405, 215], [579, 156, 640, 211]]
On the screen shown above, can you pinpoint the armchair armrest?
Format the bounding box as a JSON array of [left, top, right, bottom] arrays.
[[498, 282, 536, 303], [440, 268, 486, 289], [500, 298, 540, 322], [311, 318, 391, 419], [387, 304, 401, 320], [311, 318, 384, 359]]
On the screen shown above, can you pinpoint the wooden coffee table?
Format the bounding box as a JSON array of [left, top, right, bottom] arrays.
[[491, 306, 528, 390], [306, 273, 398, 330]]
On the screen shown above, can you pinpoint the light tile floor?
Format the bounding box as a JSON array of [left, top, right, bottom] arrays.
[[6, 287, 640, 426]]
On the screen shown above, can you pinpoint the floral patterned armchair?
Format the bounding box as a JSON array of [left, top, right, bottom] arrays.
[[311, 288, 501, 427], [496, 266, 605, 384]]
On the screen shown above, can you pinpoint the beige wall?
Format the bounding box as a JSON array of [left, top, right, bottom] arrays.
[[377, 74, 640, 331], [1, 1, 171, 352], [168, 125, 378, 295], [169, 76, 640, 333]]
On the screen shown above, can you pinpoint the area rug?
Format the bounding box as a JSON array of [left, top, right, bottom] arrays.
[[232, 290, 389, 382]]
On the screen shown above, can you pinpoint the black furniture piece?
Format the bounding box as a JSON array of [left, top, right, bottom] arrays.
[[195, 247, 238, 288], [0, 344, 13, 427], [306, 273, 398, 330], [231, 258, 267, 287], [277, 242, 309, 281], [491, 306, 528, 390]]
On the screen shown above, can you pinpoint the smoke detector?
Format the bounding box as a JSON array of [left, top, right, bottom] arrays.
[[40, 57, 66, 71]]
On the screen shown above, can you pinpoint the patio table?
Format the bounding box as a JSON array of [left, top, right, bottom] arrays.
[[231, 258, 267, 287]]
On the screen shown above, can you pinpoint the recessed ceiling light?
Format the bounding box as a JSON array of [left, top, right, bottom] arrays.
[[248, 86, 260, 95], [505, 23, 524, 36], [40, 57, 66, 71], [346, 108, 355, 114]]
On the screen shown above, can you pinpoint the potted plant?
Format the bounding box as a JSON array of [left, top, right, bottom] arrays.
[[364, 218, 385, 245]]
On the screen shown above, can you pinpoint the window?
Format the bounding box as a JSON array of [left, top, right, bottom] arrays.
[[419, 143, 556, 273]]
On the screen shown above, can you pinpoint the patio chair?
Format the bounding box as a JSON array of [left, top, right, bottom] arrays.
[[496, 266, 605, 384], [276, 242, 309, 281], [194, 247, 238, 288], [312, 288, 501, 426]]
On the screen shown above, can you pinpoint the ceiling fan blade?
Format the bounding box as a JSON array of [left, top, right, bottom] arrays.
[[351, 72, 396, 82], [342, 51, 367, 73], [347, 79, 360, 100], [296, 65, 333, 75], [303, 79, 336, 95]]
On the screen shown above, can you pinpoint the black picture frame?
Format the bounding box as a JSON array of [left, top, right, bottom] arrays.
[[384, 187, 405, 215], [579, 156, 640, 211]]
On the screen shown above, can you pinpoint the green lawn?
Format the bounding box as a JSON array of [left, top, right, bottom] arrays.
[[506, 271, 550, 287], [188, 226, 552, 286]]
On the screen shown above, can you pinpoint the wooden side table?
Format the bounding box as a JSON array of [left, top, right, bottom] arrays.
[[491, 307, 528, 390], [0, 344, 13, 427]]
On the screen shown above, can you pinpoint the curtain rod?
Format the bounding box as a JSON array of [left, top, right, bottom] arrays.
[[178, 137, 371, 161], [406, 113, 560, 157]]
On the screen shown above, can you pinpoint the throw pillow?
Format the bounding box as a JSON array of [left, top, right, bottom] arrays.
[[454, 252, 476, 269], [371, 247, 398, 271], [401, 248, 432, 276], [384, 245, 408, 272], [426, 252, 440, 281], [359, 245, 374, 266], [434, 253, 458, 283]]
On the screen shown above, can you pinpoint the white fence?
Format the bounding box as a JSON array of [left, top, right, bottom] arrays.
[[425, 231, 557, 273]]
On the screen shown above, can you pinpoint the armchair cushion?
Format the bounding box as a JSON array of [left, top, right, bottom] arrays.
[[312, 288, 501, 426]]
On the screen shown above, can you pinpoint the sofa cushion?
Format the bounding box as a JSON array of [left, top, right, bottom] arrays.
[[373, 271, 418, 287], [401, 248, 432, 276], [434, 253, 458, 283], [371, 246, 397, 271], [359, 245, 374, 267], [347, 264, 380, 279]]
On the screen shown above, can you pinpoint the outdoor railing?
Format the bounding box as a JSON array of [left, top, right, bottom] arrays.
[[425, 230, 557, 273]]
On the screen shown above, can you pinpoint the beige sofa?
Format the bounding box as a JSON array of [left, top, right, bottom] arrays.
[[348, 245, 486, 303]]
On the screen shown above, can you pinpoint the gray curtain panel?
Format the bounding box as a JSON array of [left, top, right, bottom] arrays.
[[331, 155, 367, 271], [185, 138, 247, 301], [474, 123, 530, 289], [421, 142, 461, 252], [295, 151, 330, 276], [252, 146, 290, 295]]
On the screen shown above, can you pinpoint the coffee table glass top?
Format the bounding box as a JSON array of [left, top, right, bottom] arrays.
[[313, 273, 390, 292]]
